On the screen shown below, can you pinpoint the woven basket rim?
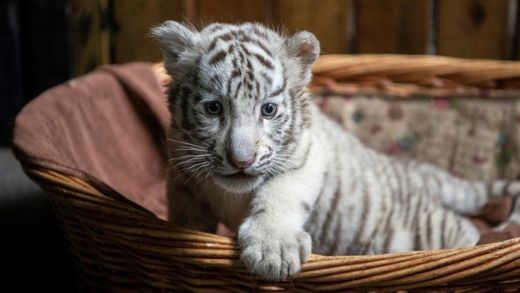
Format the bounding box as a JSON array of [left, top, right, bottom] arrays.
[[311, 54, 520, 99], [14, 140, 520, 290]]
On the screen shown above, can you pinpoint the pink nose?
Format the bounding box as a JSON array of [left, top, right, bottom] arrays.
[[227, 152, 256, 169]]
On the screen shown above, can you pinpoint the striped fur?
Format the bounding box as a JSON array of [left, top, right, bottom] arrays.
[[152, 22, 520, 281]]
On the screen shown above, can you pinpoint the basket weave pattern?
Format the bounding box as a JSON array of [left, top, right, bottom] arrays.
[[15, 55, 520, 291], [312, 54, 520, 98]]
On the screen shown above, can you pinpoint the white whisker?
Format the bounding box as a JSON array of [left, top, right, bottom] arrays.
[[169, 154, 209, 162], [171, 148, 207, 153], [167, 138, 210, 148]]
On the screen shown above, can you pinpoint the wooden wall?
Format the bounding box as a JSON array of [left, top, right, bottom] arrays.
[[2, 0, 519, 145], [75, 0, 520, 74]]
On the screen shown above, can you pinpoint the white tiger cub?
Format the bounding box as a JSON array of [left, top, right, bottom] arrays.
[[152, 21, 520, 281]]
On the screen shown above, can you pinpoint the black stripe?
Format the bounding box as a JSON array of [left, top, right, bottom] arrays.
[[234, 81, 243, 98], [228, 44, 236, 57], [226, 80, 232, 97], [236, 47, 245, 64], [246, 56, 253, 71], [220, 33, 234, 42], [403, 165, 415, 227], [192, 57, 202, 86], [231, 69, 241, 78], [318, 181, 342, 245], [245, 38, 273, 58], [404, 162, 415, 203], [301, 201, 311, 213], [252, 27, 269, 40], [207, 38, 219, 53], [240, 43, 251, 56], [412, 196, 423, 251], [305, 171, 329, 227], [382, 228, 394, 253], [366, 205, 389, 254], [255, 159, 272, 170], [258, 150, 272, 162], [392, 162, 404, 204], [381, 208, 394, 252], [226, 98, 234, 116], [350, 184, 370, 253], [274, 114, 290, 127], [253, 79, 260, 97], [252, 53, 274, 69], [207, 32, 235, 53], [269, 83, 286, 97], [281, 90, 300, 148], [440, 212, 447, 248], [209, 50, 227, 65], [327, 215, 342, 255], [251, 208, 266, 217]]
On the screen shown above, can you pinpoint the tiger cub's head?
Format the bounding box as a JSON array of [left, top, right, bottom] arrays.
[[152, 22, 319, 193]]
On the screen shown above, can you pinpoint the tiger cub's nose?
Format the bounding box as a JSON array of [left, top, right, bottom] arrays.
[[227, 152, 256, 169]]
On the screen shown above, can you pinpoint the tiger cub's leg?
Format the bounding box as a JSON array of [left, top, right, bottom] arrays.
[[411, 162, 488, 215], [414, 209, 480, 250], [412, 162, 519, 217], [490, 180, 520, 199]]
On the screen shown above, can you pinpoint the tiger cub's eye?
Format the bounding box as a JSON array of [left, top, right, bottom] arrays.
[[205, 101, 223, 115], [261, 103, 278, 118]]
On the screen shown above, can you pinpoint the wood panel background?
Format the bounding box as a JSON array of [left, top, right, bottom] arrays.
[[355, 0, 432, 54], [438, 0, 512, 59], [275, 0, 353, 54], [76, 0, 520, 67], [70, 0, 111, 75], [111, 0, 184, 63]]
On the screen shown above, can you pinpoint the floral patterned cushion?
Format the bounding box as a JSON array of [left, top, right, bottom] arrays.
[[314, 94, 520, 182]]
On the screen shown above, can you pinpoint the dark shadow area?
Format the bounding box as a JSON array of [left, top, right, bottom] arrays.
[[1, 0, 73, 146], [0, 148, 80, 292]]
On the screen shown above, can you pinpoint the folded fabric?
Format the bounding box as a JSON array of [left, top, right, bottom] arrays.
[[13, 63, 170, 220]]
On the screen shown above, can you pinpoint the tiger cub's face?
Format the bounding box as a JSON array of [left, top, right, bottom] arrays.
[[152, 22, 319, 193]]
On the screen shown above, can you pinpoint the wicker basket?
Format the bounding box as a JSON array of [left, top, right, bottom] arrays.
[[13, 55, 520, 291]]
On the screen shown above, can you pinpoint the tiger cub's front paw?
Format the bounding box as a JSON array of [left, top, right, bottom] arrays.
[[238, 224, 311, 281]]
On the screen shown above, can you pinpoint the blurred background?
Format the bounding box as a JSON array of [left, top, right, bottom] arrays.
[[1, 0, 520, 291], [2, 0, 520, 145]]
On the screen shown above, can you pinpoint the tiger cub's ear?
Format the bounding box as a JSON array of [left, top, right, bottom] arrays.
[[284, 31, 320, 86], [150, 21, 198, 74], [285, 31, 320, 69]]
